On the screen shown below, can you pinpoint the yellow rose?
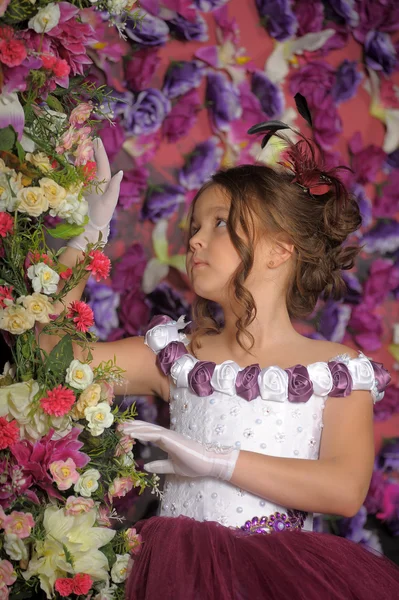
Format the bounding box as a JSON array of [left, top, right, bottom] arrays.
[[0, 304, 35, 334], [26, 152, 53, 174], [17, 186, 49, 217], [72, 383, 101, 420], [39, 177, 67, 209], [17, 293, 53, 324]]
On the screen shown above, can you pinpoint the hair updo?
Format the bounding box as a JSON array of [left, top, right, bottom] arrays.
[[188, 139, 362, 353]]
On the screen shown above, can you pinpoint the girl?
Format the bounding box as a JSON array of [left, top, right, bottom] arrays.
[[50, 119, 399, 599]]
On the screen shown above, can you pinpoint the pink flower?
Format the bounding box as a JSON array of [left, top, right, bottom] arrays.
[[162, 88, 201, 143], [0, 418, 19, 450], [115, 434, 134, 457], [108, 476, 134, 500], [363, 259, 399, 308], [0, 506, 6, 527], [74, 137, 94, 166], [0, 582, 9, 599], [65, 496, 94, 516], [100, 381, 114, 405], [52, 58, 70, 78], [348, 132, 387, 185], [125, 48, 161, 91], [72, 573, 93, 595], [0, 213, 13, 237], [50, 458, 80, 490], [40, 385, 76, 416], [100, 118, 125, 162], [59, 267, 73, 280], [70, 102, 92, 126], [41, 53, 57, 69], [0, 38, 27, 67], [0, 286, 13, 309], [57, 126, 79, 153], [55, 577, 74, 597], [0, 560, 16, 586], [97, 505, 111, 527], [86, 250, 111, 282], [3, 511, 34, 539], [0, 459, 36, 508], [67, 300, 94, 332], [82, 160, 97, 182], [0, 0, 11, 18], [126, 527, 142, 554]]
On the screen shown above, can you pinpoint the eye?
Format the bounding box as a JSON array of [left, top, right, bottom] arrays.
[[216, 218, 227, 228]]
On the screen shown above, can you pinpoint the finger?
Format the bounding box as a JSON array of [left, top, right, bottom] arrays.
[[144, 460, 176, 474], [93, 138, 111, 184], [101, 170, 123, 209]]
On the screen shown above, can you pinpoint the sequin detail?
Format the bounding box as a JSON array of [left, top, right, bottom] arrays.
[[239, 509, 307, 534]]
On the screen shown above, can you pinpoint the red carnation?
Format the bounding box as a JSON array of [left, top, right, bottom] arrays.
[[60, 267, 73, 280], [0, 285, 13, 309], [41, 53, 57, 70], [40, 385, 76, 417], [85, 250, 111, 282], [72, 573, 93, 595], [55, 578, 74, 597], [53, 58, 70, 78], [67, 300, 94, 333], [0, 212, 13, 237], [0, 38, 27, 67], [82, 161, 97, 182], [0, 417, 19, 450]]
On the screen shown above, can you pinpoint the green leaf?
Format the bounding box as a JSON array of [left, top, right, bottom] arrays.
[[46, 95, 65, 114], [15, 140, 25, 163], [0, 126, 17, 151], [167, 254, 186, 272], [45, 335, 74, 380], [46, 222, 86, 239]]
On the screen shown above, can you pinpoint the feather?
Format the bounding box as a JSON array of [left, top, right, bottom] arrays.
[[294, 93, 313, 127], [247, 120, 291, 148]]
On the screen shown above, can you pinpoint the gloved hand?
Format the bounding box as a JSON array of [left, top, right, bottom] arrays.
[[67, 138, 123, 251], [121, 420, 240, 481]]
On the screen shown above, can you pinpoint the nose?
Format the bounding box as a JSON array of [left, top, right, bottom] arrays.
[[189, 230, 206, 252]]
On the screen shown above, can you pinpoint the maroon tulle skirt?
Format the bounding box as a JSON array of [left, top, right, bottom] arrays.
[[126, 516, 399, 600]]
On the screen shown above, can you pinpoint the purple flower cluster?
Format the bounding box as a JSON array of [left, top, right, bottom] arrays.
[[206, 72, 242, 131], [255, 0, 298, 41], [141, 184, 186, 222], [178, 138, 222, 190]]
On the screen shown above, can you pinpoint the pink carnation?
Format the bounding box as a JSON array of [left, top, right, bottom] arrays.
[[53, 58, 70, 78], [55, 577, 74, 597], [0, 418, 19, 450], [59, 267, 73, 280], [67, 300, 94, 332], [41, 53, 57, 69], [0, 559, 16, 586], [40, 385, 76, 416], [0, 285, 13, 309], [72, 573, 93, 595], [3, 511, 35, 539], [0, 213, 13, 237], [86, 249, 111, 282], [0, 38, 27, 67]]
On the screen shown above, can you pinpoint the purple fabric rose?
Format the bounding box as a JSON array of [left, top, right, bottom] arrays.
[[348, 304, 383, 352], [251, 71, 284, 119], [354, 0, 399, 44], [145, 314, 174, 333], [289, 61, 335, 106], [363, 259, 399, 308], [162, 60, 204, 99], [147, 283, 190, 322], [364, 31, 397, 76], [328, 361, 353, 397], [100, 119, 125, 162], [167, 12, 208, 41], [331, 60, 362, 104], [352, 183, 372, 228], [125, 48, 161, 91], [370, 360, 391, 393], [312, 97, 342, 150], [126, 88, 171, 136], [125, 12, 170, 46], [285, 365, 314, 402], [141, 184, 185, 222], [387, 148, 399, 170], [85, 279, 120, 341], [178, 139, 222, 190], [255, 0, 298, 41], [188, 361, 216, 396], [362, 220, 399, 255], [112, 243, 147, 294], [293, 0, 324, 35], [118, 166, 149, 210], [318, 301, 352, 343], [119, 289, 150, 336], [235, 364, 261, 401], [206, 72, 242, 132], [373, 171, 399, 219], [323, 0, 359, 28], [162, 89, 201, 142], [157, 341, 188, 375], [194, 0, 229, 10]]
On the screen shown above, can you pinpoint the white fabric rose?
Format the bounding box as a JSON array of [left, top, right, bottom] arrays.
[[17, 186, 49, 217], [54, 194, 88, 225], [111, 554, 131, 584], [84, 402, 114, 436], [0, 303, 35, 334], [27, 262, 60, 295], [170, 354, 198, 388], [17, 292, 53, 324], [145, 323, 179, 352], [258, 366, 288, 402], [307, 362, 333, 397], [74, 468, 101, 497], [65, 359, 94, 390], [26, 152, 53, 174], [211, 361, 240, 396], [39, 177, 67, 209], [2, 380, 51, 441], [4, 534, 28, 561], [348, 355, 375, 390], [28, 3, 60, 33]]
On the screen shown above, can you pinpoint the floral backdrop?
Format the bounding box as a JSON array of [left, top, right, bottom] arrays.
[[87, 0, 399, 557]]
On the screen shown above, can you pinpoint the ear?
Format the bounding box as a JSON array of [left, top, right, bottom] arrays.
[[269, 237, 294, 268]]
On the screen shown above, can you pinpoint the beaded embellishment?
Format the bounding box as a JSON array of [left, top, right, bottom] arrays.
[[239, 509, 307, 534]]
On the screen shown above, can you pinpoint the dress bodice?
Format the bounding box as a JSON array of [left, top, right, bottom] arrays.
[[144, 316, 390, 533]]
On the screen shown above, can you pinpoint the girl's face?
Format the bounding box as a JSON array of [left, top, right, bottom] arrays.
[[186, 185, 241, 303]]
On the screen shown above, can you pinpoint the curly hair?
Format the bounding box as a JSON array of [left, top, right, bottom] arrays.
[[188, 142, 362, 354]]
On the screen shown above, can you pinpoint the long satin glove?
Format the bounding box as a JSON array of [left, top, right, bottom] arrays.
[[67, 138, 123, 251], [121, 420, 240, 481]]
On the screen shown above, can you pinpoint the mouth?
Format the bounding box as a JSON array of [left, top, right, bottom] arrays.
[[192, 258, 209, 269]]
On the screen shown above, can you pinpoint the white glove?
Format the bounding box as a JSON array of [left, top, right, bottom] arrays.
[[68, 138, 123, 251], [121, 420, 240, 481]]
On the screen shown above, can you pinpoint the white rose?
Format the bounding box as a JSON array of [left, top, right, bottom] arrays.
[[93, 580, 118, 600], [210, 361, 240, 396], [0, 172, 14, 211], [74, 468, 101, 497], [26, 152, 53, 173], [84, 402, 114, 436], [144, 319, 188, 353], [39, 177, 66, 209], [65, 359, 94, 390], [307, 362, 333, 397], [258, 366, 288, 402], [17, 186, 49, 217], [17, 292, 53, 324], [4, 534, 28, 561], [0, 303, 35, 334], [1, 380, 51, 441], [8, 172, 24, 207], [170, 354, 197, 388], [28, 2, 60, 32], [111, 554, 131, 584], [0, 158, 12, 173], [27, 262, 60, 295], [348, 355, 375, 390], [53, 193, 88, 225]]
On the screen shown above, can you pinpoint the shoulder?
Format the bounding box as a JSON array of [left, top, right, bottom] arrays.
[[310, 340, 360, 362]]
